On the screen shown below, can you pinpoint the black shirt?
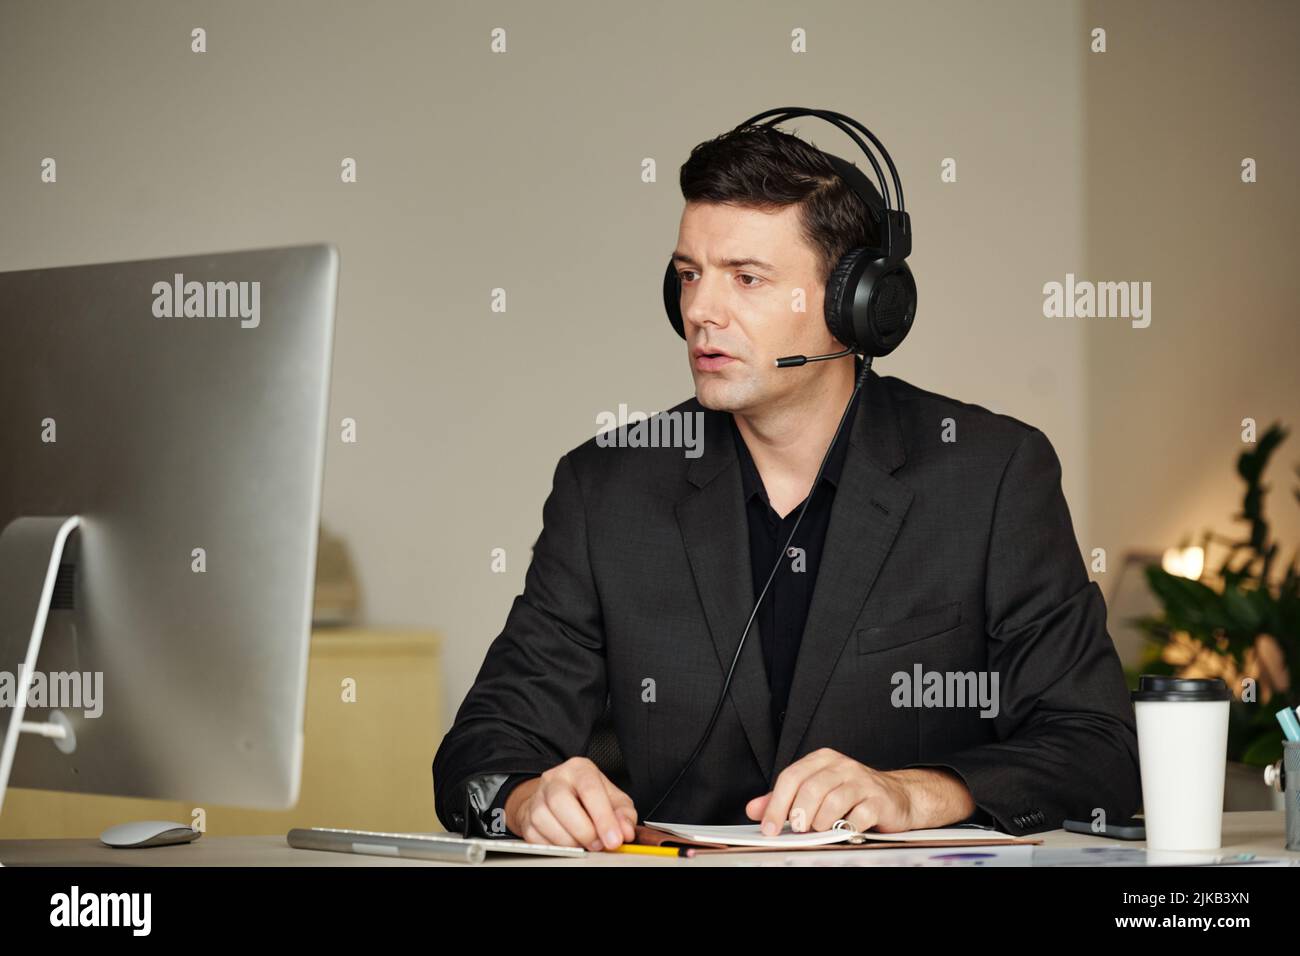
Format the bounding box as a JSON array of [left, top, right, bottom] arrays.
[[731, 396, 859, 737]]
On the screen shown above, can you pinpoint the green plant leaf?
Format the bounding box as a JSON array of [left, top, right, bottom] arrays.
[[1240, 732, 1283, 766]]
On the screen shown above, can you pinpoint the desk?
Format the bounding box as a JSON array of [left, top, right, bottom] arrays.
[[1, 812, 1295, 866]]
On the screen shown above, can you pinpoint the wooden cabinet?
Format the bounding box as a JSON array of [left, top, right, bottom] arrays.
[[0, 629, 444, 838]]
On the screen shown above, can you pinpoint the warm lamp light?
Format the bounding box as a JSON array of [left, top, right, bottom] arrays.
[[1161, 545, 1205, 580]]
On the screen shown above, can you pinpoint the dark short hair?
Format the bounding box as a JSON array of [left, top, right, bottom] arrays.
[[678, 124, 880, 284]]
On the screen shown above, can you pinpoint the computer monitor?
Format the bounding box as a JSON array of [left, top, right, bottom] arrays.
[[0, 243, 338, 812]]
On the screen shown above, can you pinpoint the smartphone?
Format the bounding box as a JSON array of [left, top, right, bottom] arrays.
[[1062, 816, 1146, 840]]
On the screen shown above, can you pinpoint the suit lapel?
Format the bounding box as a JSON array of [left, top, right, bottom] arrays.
[[772, 369, 914, 778], [675, 404, 777, 778], [673, 370, 914, 785]]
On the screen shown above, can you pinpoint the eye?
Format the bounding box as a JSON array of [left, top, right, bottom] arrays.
[[677, 270, 698, 283], [737, 273, 762, 287]]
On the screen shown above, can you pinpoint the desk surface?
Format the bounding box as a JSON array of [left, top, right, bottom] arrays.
[[2, 812, 1296, 866]]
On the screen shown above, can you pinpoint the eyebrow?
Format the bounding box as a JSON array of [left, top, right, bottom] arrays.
[[670, 251, 778, 272]]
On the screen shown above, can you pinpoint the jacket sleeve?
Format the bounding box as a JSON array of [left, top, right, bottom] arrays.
[[444, 771, 540, 838], [432, 452, 608, 835], [902, 427, 1141, 835]]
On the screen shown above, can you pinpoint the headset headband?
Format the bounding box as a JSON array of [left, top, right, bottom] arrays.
[[735, 107, 911, 260]]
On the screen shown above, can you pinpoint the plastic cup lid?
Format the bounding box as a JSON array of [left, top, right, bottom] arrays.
[[1131, 674, 1231, 702]]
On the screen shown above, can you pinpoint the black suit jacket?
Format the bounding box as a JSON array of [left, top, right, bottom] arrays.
[[432, 369, 1141, 836]]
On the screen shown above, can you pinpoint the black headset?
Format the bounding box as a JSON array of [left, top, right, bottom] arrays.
[[662, 107, 917, 364], [643, 108, 916, 824]]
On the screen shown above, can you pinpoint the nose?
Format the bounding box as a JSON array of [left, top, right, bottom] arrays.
[[681, 271, 731, 334]]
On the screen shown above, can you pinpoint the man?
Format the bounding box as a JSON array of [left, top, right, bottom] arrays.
[[432, 121, 1141, 851]]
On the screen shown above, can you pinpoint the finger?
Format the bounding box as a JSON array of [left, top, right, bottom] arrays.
[[788, 768, 842, 832], [780, 754, 842, 832], [605, 780, 638, 816], [530, 799, 581, 847], [574, 775, 626, 849], [759, 764, 811, 832], [745, 793, 771, 820], [764, 750, 844, 833], [846, 800, 879, 834], [545, 787, 603, 850], [614, 807, 637, 842], [605, 785, 639, 840], [811, 782, 862, 832]]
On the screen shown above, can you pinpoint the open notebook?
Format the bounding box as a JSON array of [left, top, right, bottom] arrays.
[[640, 819, 1034, 852]]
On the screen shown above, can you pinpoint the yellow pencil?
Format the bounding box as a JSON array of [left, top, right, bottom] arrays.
[[609, 843, 686, 857]]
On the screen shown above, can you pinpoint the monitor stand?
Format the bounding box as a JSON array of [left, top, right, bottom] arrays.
[[0, 515, 81, 814]]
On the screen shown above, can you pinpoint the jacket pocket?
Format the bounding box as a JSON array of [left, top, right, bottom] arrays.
[[857, 601, 962, 655]]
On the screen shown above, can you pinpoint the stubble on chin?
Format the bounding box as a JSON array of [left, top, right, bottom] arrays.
[[694, 373, 760, 414]]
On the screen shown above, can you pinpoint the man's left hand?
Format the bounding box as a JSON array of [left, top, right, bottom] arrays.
[[745, 748, 977, 835]]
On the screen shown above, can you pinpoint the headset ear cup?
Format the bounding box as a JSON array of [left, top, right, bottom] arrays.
[[663, 260, 685, 339], [858, 260, 917, 357], [827, 250, 918, 358], [823, 249, 866, 351]]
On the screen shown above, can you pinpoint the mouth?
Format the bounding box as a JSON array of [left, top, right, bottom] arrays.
[[692, 345, 736, 372]]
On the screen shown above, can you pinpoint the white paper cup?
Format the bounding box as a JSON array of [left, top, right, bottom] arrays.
[[1132, 675, 1231, 851]]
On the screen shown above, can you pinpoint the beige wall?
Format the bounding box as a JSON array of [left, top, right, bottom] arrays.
[[9, 0, 1279, 746], [1083, 0, 1300, 663]]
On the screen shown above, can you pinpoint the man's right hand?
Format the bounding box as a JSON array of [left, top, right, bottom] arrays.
[[504, 757, 638, 850]]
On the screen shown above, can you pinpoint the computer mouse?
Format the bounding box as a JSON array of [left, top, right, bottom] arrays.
[[100, 820, 202, 848]]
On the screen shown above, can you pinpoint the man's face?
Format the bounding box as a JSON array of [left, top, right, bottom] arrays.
[[671, 201, 843, 414]]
